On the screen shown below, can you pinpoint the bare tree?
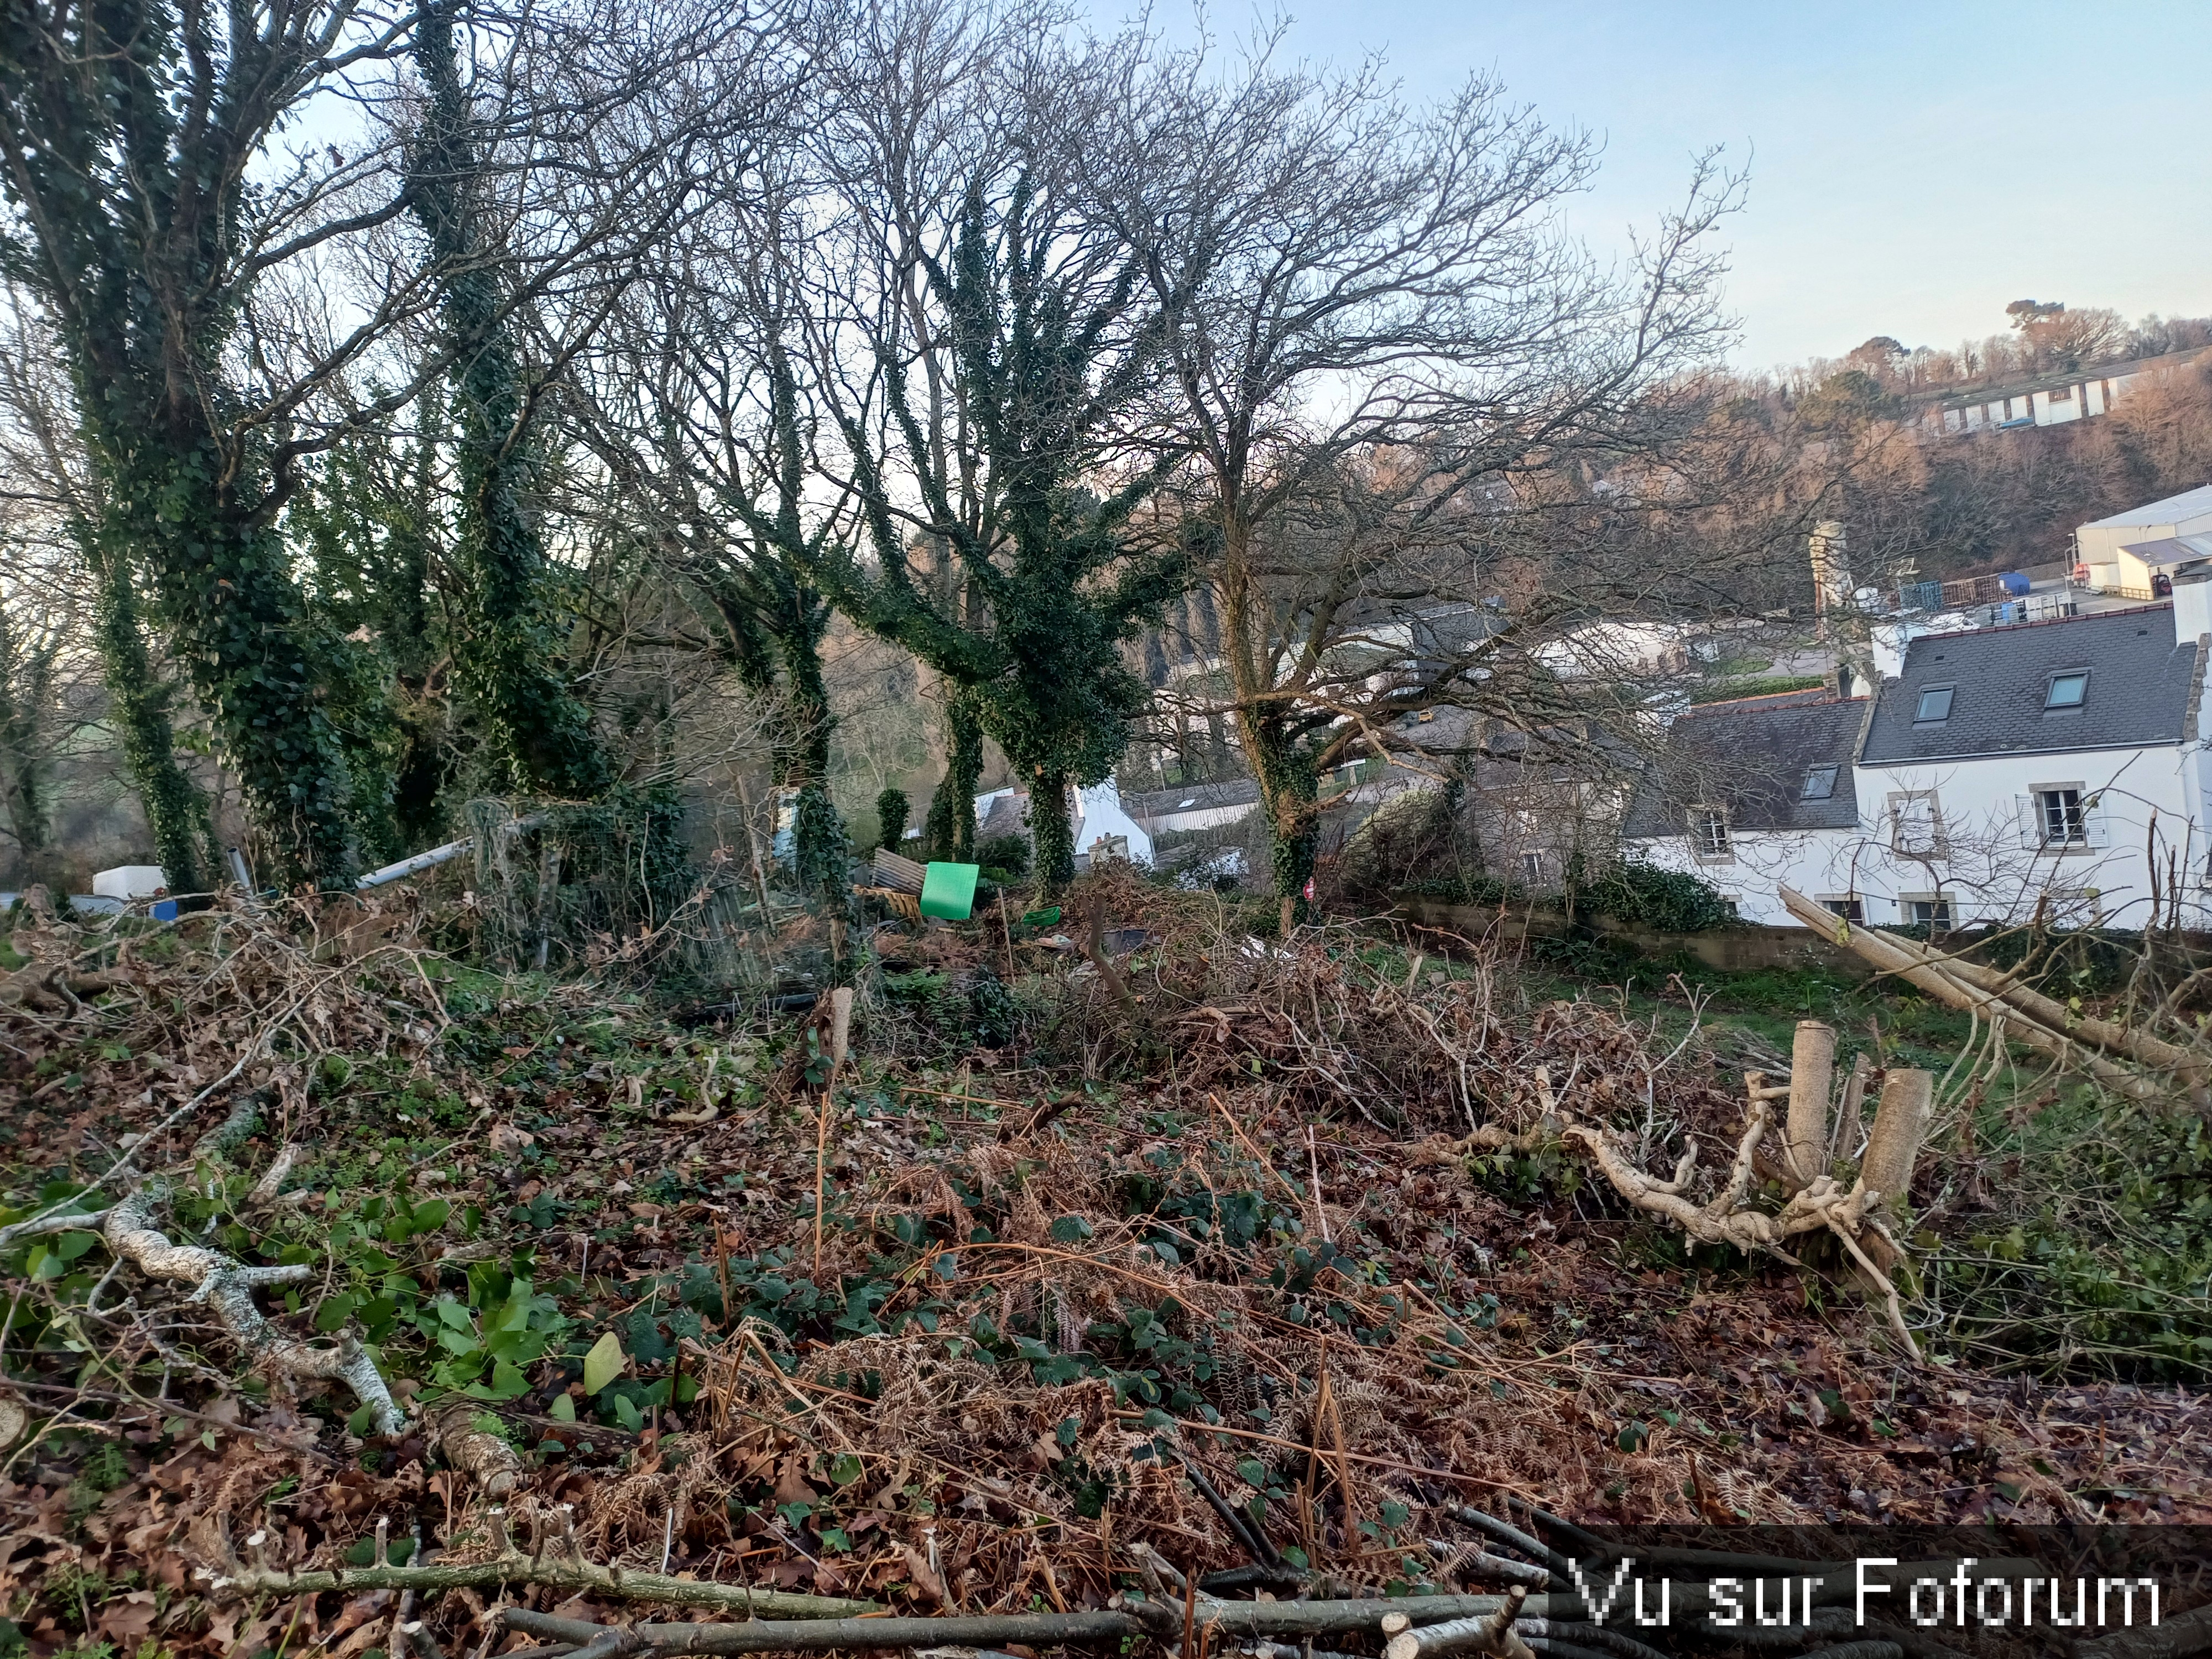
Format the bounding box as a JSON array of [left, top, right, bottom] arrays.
[[1086, 36, 1744, 928]]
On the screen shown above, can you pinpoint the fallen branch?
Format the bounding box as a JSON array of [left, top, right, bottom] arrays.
[[504, 1608, 1135, 1656], [428, 1397, 523, 1499], [1561, 1036, 1929, 1359], [1779, 888, 2169, 1101], [1384, 1585, 1534, 1659], [1514, 1623, 1674, 1659], [207, 1525, 877, 1619], [2078, 1599, 2212, 1659], [501, 1593, 1553, 1655], [105, 1185, 405, 1435]]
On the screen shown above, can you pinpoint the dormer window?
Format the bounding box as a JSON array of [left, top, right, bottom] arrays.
[[1914, 685, 1954, 723], [2045, 671, 2089, 710], [1801, 764, 1839, 801]]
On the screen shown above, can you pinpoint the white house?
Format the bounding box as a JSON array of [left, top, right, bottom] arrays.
[[1627, 592, 2212, 930], [969, 777, 1157, 868], [2075, 484, 2212, 599], [1621, 691, 1872, 926]]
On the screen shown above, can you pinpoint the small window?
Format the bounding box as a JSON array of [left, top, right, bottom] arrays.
[[2049, 384, 2075, 402], [1687, 805, 1731, 860], [1891, 790, 1945, 857], [1519, 851, 1544, 885], [1905, 895, 1953, 928], [2046, 671, 2089, 709], [1801, 764, 1839, 801], [2037, 786, 2087, 846], [1914, 685, 1954, 723], [1819, 894, 1864, 922]]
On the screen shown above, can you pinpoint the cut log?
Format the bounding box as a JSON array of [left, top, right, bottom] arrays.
[[1778, 887, 2168, 1102], [1786, 1021, 1836, 1189], [1859, 1070, 1932, 1212]]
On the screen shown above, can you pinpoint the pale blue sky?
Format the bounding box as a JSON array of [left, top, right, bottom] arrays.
[[1094, 1, 2212, 372]]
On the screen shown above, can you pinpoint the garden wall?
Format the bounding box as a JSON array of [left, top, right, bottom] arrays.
[[1389, 894, 1876, 979]]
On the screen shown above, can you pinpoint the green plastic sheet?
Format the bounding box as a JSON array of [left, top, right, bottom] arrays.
[[919, 861, 980, 920]]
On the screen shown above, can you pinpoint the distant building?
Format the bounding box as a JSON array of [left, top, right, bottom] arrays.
[[2074, 484, 2212, 599], [1627, 596, 2212, 930], [1620, 691, 1869, 926], [1125, 778, 1263, 837], [1912, 347, 2206, 437]]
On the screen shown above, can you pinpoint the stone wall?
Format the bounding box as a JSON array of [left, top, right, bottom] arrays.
[[1389, 895, 1876, 979]]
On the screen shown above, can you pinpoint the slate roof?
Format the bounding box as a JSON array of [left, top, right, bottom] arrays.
[[976, 792, 1030, 842], [1126, 778, 1262, 820], [1621, 693, 1868, 838], [1860, 606, 2200, 765]]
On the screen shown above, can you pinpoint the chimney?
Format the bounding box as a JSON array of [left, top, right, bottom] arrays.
[[1809, 520, 1850, 615], [2173, 559, 2212, 644]]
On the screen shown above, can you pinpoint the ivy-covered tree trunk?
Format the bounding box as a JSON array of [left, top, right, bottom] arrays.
[[388, 411, 448, 850], [88, 541, 212, 891], [874, 786, 909, 852], [103, 431, 358, 884], [411, 0, 609, 802], [922, 686, 983, 862], [775, 614, 855, 979], [0, 603, 53, 863], [1029, 766, 1074, 893], [0, 0, 369, 887], [1245, 713, 1319, 937]]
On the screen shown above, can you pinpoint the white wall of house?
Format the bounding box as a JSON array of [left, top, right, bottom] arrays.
[[1072, 775, 1155, 867], [1628, 822, 1866, 926], [1634, 744, 2212, 929], [1855, 747, 2204, 928]]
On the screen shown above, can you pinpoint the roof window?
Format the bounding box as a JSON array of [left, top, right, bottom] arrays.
[[2045, 671, 2089, 710], [1801, 764, 1839, 801], [1914, 685, 1954, 723]]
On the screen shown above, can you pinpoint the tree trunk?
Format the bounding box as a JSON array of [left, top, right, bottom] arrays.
[[83, 544, 213, 892], [923, 685, 983, 861], [775, 609, 855, 983], [0, 606, 49, 864], [1030, 765, 1074, 893], [413, 0, 608, 804], [1244, 711, 1318, 933]]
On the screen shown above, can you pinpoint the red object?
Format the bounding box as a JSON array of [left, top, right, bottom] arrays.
[[1302, 878, 1316, 902]]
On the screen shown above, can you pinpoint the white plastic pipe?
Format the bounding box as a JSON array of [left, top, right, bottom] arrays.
[[356, 837, 474, 890]]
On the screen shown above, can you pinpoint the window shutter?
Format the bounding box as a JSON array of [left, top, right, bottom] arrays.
[[2084, 794, 2109, 849], [2016, 795, 2040, 849]]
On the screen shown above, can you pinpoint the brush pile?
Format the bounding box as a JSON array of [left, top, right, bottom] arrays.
[[2, 869, 2209, 1659]]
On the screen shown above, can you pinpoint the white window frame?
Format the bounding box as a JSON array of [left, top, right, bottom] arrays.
[[2020, 782, 2101, 852], [1801, 764, 1839, 801], [1888, 790, 1947, 859], [1686, 804, 1733, 863], [1817, 893, 1864, 922], [1519, 850, 1545, 885]]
